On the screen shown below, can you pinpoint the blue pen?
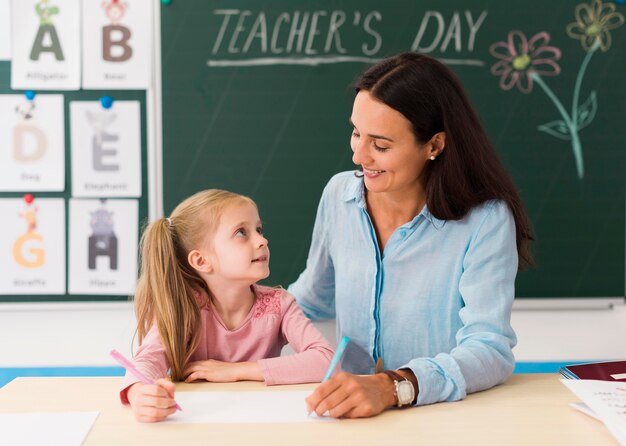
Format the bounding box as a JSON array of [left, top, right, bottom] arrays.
[[322, 336, 350, 382]]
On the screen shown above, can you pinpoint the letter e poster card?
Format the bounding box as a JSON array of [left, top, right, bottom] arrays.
[[68, 198, 138, 295], [0, 197, 65, 295], [11, 0, 80, 90], [0, 94, 65, 191], [70, 100, 142, 197], [82, 0, 153, 89]]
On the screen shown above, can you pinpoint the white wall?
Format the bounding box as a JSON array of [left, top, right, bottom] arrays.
[[0, 301, 624, 367]]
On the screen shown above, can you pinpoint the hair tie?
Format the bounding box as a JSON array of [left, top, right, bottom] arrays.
[[166, 217, 172, 226]]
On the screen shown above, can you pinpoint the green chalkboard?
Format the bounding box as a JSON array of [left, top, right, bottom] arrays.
[[0, 61, 149, 303], [161, 0, 626, 298]]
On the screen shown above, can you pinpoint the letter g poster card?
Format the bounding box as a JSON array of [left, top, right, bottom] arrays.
[[0, 198, 65, 295]]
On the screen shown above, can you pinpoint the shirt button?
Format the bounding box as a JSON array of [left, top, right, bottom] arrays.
[[400, 230, 407, 238]]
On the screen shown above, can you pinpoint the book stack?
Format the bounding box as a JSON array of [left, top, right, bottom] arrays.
[[560, 360, 626, 445], [559, 360, 626, 381]]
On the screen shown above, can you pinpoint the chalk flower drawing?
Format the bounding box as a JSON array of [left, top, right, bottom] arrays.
[[489, 0, 624, 179], [566, 0, 624, 52], [489, 31, 561, 94]]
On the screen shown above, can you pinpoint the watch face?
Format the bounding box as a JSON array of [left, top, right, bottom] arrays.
[[397, 380, 414, 405]]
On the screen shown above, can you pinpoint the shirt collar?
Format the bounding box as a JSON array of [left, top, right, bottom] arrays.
[[342, 173, 446, 229]]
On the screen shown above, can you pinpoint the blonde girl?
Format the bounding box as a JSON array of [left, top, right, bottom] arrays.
[[121, 189, 334, 422]]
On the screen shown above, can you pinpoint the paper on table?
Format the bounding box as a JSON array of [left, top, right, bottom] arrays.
[[561, 379, 626, 445], [164, 391, 337, 424], [0, 411, 99, 446]]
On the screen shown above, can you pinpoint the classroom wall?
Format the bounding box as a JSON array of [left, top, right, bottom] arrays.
[[0, 302, 624, 367]]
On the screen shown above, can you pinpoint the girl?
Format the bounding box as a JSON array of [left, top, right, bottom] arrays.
[[121, 189, 334, 422]]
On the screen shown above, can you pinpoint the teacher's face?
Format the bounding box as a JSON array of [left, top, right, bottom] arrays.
[[350, 90, 431, 195]]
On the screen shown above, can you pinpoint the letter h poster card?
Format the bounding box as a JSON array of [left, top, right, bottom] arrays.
[[68, 198, 138, 295], [0, 94, 65, 191], [81, 0, 153, 89], [0, 197, 66, 294], [11, 0, 80, 90], [70, 100, 141, 197]]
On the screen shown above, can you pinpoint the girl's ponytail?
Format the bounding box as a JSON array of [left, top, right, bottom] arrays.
[[134, 218, 202, 381]]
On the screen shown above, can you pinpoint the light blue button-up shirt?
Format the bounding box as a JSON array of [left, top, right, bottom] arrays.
[[288, 171, 518, 405]]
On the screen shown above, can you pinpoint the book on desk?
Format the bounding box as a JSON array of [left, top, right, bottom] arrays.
[[560, 360, 626, 381]]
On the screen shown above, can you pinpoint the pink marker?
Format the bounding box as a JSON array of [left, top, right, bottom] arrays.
[[110, 349, 182, 411]]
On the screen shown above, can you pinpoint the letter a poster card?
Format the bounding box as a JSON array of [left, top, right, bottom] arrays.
[[70, 100, 142, 197], [11, 0, 80, 90], [82, 0, 153, 89], [0, 197, 65, 295], [0, 0, 11, 60], [0, 94, 65, 191], [68, 198, 138, 295]]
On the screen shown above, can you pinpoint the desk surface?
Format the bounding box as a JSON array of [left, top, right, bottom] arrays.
[[0, 374, 616, 446]]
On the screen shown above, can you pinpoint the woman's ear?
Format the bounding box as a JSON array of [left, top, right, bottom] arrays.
[[188, 249, 212, 273], [428, 132, 446, 159]]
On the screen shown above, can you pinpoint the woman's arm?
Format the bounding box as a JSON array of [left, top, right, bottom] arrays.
[[404, 201, 517, 405], [257, 294, 335, 385]]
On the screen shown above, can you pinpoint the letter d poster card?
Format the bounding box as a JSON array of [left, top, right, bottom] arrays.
[[70, 100, 142, 198], [11, 0, 80, 90], [0, 94, 65, 192], [0, 198, 65, 295], [82, 0, 153, 89]]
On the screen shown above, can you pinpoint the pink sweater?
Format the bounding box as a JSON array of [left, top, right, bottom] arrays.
[[120, 285, 334, 403]]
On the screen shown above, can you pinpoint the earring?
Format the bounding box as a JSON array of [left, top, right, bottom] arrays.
[[430, 156, 436, 161]]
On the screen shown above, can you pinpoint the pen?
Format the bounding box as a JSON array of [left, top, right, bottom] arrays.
[[322, 336, 350, 382], [110, 349, 182, 411]]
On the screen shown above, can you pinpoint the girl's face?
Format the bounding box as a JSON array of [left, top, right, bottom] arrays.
[[202, 201, 270, 284], [350, 90, 433, 196]]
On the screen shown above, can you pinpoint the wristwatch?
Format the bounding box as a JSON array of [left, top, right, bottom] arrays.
[[382, 370, 415, 408]]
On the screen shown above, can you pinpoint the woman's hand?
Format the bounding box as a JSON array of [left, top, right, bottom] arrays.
[[127, 379, 177, 422], [184, 360, 263, 383], [306, 372, 396, 418]]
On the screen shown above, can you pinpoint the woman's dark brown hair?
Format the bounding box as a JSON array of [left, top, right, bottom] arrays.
[[355, 52, 533, 269]]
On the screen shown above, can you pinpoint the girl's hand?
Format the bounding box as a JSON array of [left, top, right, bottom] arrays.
[[184, 360, 263, 383], [126, 379, 178, 422], [305, 372, 396, 418]]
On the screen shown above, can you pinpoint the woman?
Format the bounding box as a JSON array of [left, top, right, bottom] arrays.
[[288, 52, 533, 418]]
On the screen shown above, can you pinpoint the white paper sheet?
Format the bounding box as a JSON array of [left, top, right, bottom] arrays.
[[0, 411, 98, 446], [164, 391, 336, 424], [562, 379, 626, 445]]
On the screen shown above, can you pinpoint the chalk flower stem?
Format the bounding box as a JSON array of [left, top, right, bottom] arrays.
[[532, 73, 584, 178]]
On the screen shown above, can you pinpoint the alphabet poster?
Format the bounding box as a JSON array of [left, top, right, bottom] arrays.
[[11, 0, 80, 90], [0, 197, 65, 295], [70, 100, 142, 197], [0, 0, 10, 60], [82, 0, 153, 89], [0, 94, 65, 191], [68, 198, 138, 295]]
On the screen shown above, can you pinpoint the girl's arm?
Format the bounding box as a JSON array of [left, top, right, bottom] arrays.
[[119, 325, 169, 404], [257, 292, 335, 385]]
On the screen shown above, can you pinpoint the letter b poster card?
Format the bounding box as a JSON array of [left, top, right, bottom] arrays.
[[70, 100, 142, 197], [0, 197, 65, 295], [0, 94, 65, 191], [11, 0, 80, 90], [82, 0, 153, 89]]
